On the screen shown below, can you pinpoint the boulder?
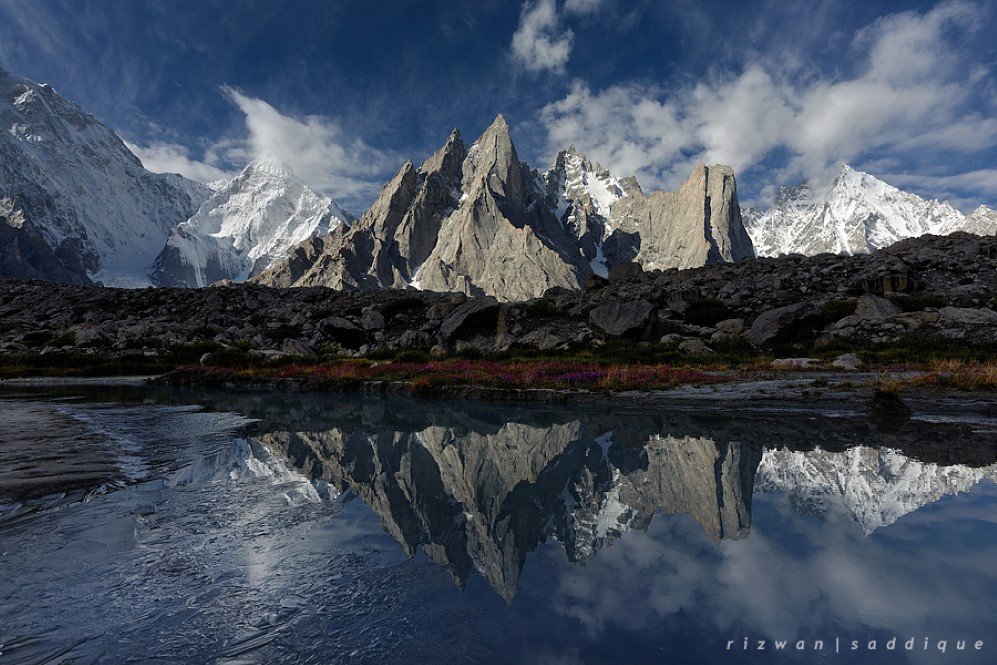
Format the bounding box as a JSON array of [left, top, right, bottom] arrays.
[[832, 353, 863, 371], [771, 357, 821, 369], [282, 338, 316, 355], [584, 273, 610, 290], [938, 307, 997, 326], [678, 339, 712, 355], [519, 325, 573, 351], [747, 302, 813, 347], [493, 333, 517, 352], [588, 299, 655, 338], [321, 316, 367, 348], [714, 318, 746, 335], [607, 261, 644, 282], [438, 297, 501, 343], [398, 330, 432, 349], [855, 294, 900, 320], [361, 308, 385, 330]]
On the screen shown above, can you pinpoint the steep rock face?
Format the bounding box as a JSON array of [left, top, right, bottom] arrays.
[[150, 156, 349, 287], [610, 164, 755, 270], [542, 146, 637, 276], [745, 165, 996, 257], [258, 117, 753, 301], [256, 130, 466, 290], [0, 66, 208, 285], [0, 214, 89, 284], [415, 115, 587, 301]]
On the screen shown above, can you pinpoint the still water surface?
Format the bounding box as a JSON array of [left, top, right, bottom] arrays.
[[0, 385, 995, 664]]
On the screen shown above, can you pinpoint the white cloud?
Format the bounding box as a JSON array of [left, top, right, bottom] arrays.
[[222, 87, 396, 204], [511, 0, 574, 73], [130, 89, 397, 211], [881, 169, 997, 210], [124, 140, 233, 183], [563, 0, 605, 15], [538, 1, 995, 202]]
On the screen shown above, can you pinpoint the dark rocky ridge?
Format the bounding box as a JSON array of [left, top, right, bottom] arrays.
[[0, 233, 994, 360]]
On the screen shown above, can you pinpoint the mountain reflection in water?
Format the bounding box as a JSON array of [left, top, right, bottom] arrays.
[[1, 387, 995, 664], [202, 393, 996, 602]]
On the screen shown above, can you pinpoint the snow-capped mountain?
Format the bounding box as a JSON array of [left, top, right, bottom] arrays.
[[965, 205, 997, 235], [755, 446, 997, 534], [0, 66, 208, 285], [150, 156, 351, 287], [745, 165, 996, 257]]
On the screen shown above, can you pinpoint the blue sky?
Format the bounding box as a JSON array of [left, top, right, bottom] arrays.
[[0, 0, 994, 212]]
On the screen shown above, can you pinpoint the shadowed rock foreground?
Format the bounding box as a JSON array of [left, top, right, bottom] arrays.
[[0, 233, 994, 361]]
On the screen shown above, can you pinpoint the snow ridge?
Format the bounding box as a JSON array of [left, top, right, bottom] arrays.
[[0, 68, 208, 285], [150, 156, 351, 287], [745, 165, 996, 257]]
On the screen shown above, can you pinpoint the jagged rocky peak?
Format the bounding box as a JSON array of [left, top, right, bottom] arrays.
[[545, 145, 627, 220], [256, 117, 755, 301], [745, 164, 994, 257], [0, 66, 207, 285], [413, 114, 586, 300], [150, 154, 349, 287], [253, 126, 469, 291], [459, 113, 526, 209], [419, 127, 465, 180]]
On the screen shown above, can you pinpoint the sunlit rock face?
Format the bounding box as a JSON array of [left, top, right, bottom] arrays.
[[256, 116, 753, 301]]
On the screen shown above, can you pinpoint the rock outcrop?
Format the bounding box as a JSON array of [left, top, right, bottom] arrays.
[[413, 115, 588, 301], [257, 129, 467, 290], [610, 164, 754, 270], [256, 116, 753, 301], [0, 215, 89, 284]]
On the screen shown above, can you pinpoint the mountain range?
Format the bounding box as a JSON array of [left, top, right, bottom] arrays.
[[1, 66, 993, 300], [254, 115, 753, 301]]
